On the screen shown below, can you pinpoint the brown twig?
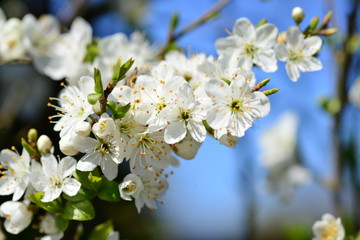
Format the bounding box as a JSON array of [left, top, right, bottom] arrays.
[[157, 0, 233, 57]]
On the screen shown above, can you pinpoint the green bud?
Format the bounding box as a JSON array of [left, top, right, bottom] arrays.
[[253, 78, 270, 91], [319, 97, 341, 115], [322, 11, 333, 27], [256, 18, 268, 27], [170, 12, 179, 31], [319, 28, 338, 36], [291, 7, 305, 25], [262, 88, 279, 96], [87, 93, 103, 105], [94, 68, 103, 94], [27, 128, 38, 143], [304, 16, 319, 35]]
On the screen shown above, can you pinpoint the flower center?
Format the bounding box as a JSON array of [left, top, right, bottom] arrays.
[[244, 43, 258, 56], [179, 109, 191, 121], [289, 50, 303, 63], [122, 181, 137, 193], [229, 100, 244, 113], [321, 221, 339, 239]]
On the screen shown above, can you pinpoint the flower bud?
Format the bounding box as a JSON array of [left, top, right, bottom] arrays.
[[75, 121, 92, 136], [27, 128, 38, 143], [37, 135, 52, 154], [292, 7, 305, 25], [59, 136, 78, 156]]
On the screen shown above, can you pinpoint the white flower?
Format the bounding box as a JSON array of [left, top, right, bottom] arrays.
[[275, 26, 322, 82], [125, 130, 174, 173], [0, 17, 26, 62], [205, 76, 270, 138], [93, 31, 155, 84], [119, 171, 168, 213], [172, 133, 202, 160], [0, 148, 31, 201], [22, 14, 60, 72], [260, 112, 298, 169], [216, 17, 278, 72], [260, 112, 311, 200], [40, 17, 92, 82], [49, 76, 94, 139], [163, 51, 207, 89], [74, 115, 125, 180], [30, 155, 81, 202], [349, 76, 360, 108], [214, 129, 239, 148], [156, 81, 207, 144], [312, 214, 345, 240], [0, 201, 33, 234], [39, 213, 63, 240]]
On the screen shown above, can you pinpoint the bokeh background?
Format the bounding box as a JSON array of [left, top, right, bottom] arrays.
[[0, 0, 359, 239]]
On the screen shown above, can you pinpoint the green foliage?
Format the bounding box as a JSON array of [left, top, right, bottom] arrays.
[[87, 93, 103, 105], [63, 186, 94, 202], [94, 68, 104, 94], [107, 101, 131, 119], [55, 216, 69, 232], [282, 224, 311, 240], [28, 192, 63, 213], [83, 39, 100, 63], [88, 220, 114, 240], [73, 169, 102, 191], [112, 58, 134, 83], [62, 200, 95, 221], [97, 177, 121, 202]]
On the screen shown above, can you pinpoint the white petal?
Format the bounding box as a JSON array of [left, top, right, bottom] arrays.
[[251, 92, 271, 117], [274, 43, 290, 61], [62, 178, 81, 196], [205, 78, 229, 104], [100, 155, 119, 180], [206, 105, 231, 130], [303, 36, 322, 56], [187, 120, 206, 143], [41, 155, 58, 177], [164, 121, 187, 144], [255, 23, 278, 48], [77, 153, 101, 171], [254, 49, 278, 72], [286, 26, 304, 48], [233, 18, 255, 42], [59, 156, 77, 178], [41, 187, 62, 202], [298, 57, 322, 72], [286, 62, 301, 82], [215, 37, 237, 53]]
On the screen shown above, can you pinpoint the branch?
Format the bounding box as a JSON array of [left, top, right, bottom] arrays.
[[158, 0, 233, 57]]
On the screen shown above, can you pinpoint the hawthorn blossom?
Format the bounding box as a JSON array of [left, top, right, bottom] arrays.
[[49, 76, 94, 139], [205, 75, 270, 138], [39, 213, 64, 240], [0, 201, 33, 234], [275, 26, 322, 81], [30, 155, 81, 202], [312, 214, 345, 240], [119, 171, 168, 213], [216, 17, 278, 72], [0, 148, 31, 201]]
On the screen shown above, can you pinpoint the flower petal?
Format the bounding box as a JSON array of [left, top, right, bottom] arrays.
[[255, 23, 278, 48], [274, 43, 290, 61], [62, 178, 81, 196], [233, 18, 255, 42], [41, 155, 58, 177], [286, 26, 304, 49], [298, 57, 322, 72], [164, 120, 187, 144], [254, 49, 278, 72], [59, 156, 77, 178], [303, 36, 322, 56], [286, 62, 301, 82]]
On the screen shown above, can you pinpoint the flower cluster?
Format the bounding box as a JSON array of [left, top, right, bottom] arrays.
[[0, 6, 332, 238]]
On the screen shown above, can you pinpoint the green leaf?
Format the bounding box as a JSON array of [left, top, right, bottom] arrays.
[[87, 93, 102, 105], [28, 192, 63, 213], [88, 220, 114, 240], [94, 68, 104, 94], [97, 177, 121, 202], [63, 186, 94, 202], [73, 169, 102, 191], [112, 58, 134, 83], [62, 200, 95, 221], [88, 173, 103, 191], [107, 102, 131, 119], [55, 216, 69, 232], [21, 138, 36, 157], [83, 39, 99, 63]]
